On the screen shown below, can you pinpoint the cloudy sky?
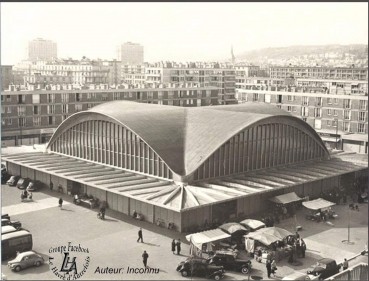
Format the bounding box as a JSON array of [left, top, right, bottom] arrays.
[[1, 2, 368, 65]]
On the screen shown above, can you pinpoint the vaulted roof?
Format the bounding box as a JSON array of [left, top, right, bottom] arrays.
[[47, 101, 329, 177]]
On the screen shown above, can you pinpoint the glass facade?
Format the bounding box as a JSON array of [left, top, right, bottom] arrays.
[[50, 120, 173, 179], [193, 123, 326, 181]]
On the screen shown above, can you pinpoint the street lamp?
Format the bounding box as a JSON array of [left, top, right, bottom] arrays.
[[342, 207, 355, 245]]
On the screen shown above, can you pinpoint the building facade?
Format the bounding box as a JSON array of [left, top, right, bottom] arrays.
[[236, 76, 368, 154], [28, 38, 57, 62], [118, 42, 144, 65], [1, 65, 13, 91], [1, 86, 221, 147]]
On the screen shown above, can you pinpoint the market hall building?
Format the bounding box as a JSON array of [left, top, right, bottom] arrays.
[[3, 101, 367, 232]]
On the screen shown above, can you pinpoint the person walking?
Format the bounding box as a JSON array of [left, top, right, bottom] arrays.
[[176, 239, 181, 255], [301, 239, 306, 258], [58, 197, 63, 209], [343, 258, 349, 270], [171, 239, 176, 254], [271, 259, 277, 277], [137, 228, 143, 243], [142, 250, 149, 268], [50, 181, 53, 191], [266, 259, 272, 278]]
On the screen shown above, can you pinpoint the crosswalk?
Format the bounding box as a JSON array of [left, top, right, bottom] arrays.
[[2, 197, 71, 216]]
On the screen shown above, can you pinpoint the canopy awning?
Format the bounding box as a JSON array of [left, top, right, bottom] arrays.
[[240, 219, 266, 231], [244, 226, 292, 246], [269, 192, 303, 205], [186, 229, 231, 250], [302, 198, 336, 210], [218, 222, 247, 235]]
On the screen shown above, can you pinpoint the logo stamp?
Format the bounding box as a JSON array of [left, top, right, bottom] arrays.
[[48, 242, 90, 280]]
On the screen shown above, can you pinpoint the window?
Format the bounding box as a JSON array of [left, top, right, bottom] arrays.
[[102, 93, 108, 101], [147, 92, 153, 99], [327, 109, 332, 115], [314, 108, 322, 118], [333, 110, 338, 116], [287, 95, 294, 101], [327, 120, 331, 126], [1, 106, 4, 114], [302, 96, 309, 106], [62, 104, 68, 114], [359, 111, 367, 122], [87, 93, 96, 100], [113, 92, 120, 100], [314, 119, 322, 129], [7, 118, 12, 125], [61, 93, 69, 103], [17, 106, 26, 116], [32, 94, 40, 103], [75, 104, 82, 112], [47, 94, 55, 103], [18, 95, 25, 104], [316, 97, 322, 106], [48, 116, 56, 125], [76, 93, 81, 102], [253, 93, 259, 101], [343, 99, 351, 109], [47, 105, 55, 114], [343, 110, 351, 120], [287, 106, 292, 112], [18, 117, 26, 127], [358, 123, 366, 134], [327, 98, 332, 105], [158, 91, 163, 99], [334, 98, 339, 104], [301, 107, 309, 117], [33, 106, 39, 115], [265, 94, 271, 103], [62, 115, 68, 121], [33, 117, 41, 126], [343, 122, 350, 132], [6, 95, 11, 102], [332, 120, 338, 127], [359, 100, 367, 110]]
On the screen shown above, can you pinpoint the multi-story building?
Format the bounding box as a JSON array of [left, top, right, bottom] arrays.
[[28, 38, 57, 62], [1, 65, 13, 91], [121, 64, 146, 85], [1, 84, 221, 147], [118, 42, 144, 65], [236, 76, 368, 154], [270, 66, 368, 80]]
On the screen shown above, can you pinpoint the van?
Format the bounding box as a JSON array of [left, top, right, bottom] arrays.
[[1, 226, 18, 235], [1, 230, 33, 260]]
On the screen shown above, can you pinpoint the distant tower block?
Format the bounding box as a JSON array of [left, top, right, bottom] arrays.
[[231, 45, 236, 64]]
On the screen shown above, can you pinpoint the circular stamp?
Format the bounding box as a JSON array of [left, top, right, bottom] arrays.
[[48, 242, 90, 280]]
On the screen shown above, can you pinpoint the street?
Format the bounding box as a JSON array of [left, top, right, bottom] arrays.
[[2, 184, 368, 280]]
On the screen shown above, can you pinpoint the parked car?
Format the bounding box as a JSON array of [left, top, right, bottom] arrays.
[[8, 251, 44, 272], [6, 176, 20, 186], [1, 219, 22, 230], [26, 180, 45, 192], [176, 257, 225, 280], [1, 172, 11, 184], [2, 214, 11, 220], [16, 178, 31, 190], [307, 258, 341, 280], [208, 251, 252, 274], [282, 271, 320, 280]]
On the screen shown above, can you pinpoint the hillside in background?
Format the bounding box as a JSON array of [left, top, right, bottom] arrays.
[[234, 44, 368, 65]]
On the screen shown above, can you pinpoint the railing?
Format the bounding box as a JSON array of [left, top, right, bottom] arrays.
[[326, 263, 368, 280]]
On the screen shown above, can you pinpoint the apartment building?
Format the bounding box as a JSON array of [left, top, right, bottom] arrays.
[[1, 85, 221, 147], [236, 76, 368, 154], [270, 66, 368, 80], [28, 38, 57, 62], [1, 65, 13, 91], [118, 42, 144, 65]]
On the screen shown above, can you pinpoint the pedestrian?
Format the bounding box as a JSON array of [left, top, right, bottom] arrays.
[[142, 250, 149, 268], [58, 197, 63, 209], [176, 239, 181, 255], [99, 206, 106, 220], [171, 239, 176, 254], [50, 181, 53, 191], [301, 239, 306, 258], [288, 248, 294, 264], [266, 259, 272, 278], [137, 228, 143, 243], [343, 258, 348, 270], [271, 259, 277, 277]]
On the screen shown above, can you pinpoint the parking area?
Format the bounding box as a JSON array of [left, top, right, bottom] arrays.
[[1, 183, 368, 280]]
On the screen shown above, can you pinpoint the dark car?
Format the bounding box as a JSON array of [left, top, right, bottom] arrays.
[[307, 258, 341, 280], [1, 219, 22, 230], [26, 180, 45, 192], [209, 251, 252, 274], [2, 214, 11, 220], [16, 178, 31, 190], [176, 257, 225, 280], [6, 176, 20, 186]]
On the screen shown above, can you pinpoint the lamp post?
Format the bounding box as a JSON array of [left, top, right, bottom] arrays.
[[335, 118, 338, 149], [342, 207, 354, 245]]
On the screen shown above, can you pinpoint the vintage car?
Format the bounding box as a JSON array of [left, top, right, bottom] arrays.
[[176, 257, 225, 280], [209, 251, 252, 274], [8, 251, 44, 272], [282, 271, 320, 280], [6, 175, 20, 186], [307, 258, 341, 280]]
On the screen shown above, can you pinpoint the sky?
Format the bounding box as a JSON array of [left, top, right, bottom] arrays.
[[1, 2, 368, 65]]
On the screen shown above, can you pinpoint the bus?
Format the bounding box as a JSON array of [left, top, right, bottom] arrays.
[[1, 230, 32, 260], [1, 225, 18, 235]]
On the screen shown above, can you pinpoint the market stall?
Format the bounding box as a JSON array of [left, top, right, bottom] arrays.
[[269, 192, 304, 219], [218, 222, 248, 246], [303, 198, 337, 222], [240, 219, 266, 232], [186, 228, 231, 257]]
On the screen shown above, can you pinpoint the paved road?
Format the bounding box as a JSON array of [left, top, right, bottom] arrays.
[[1, 184, 368, 280]]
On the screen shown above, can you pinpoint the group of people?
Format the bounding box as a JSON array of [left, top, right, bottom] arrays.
[[287, 233, 307, 263], [266, 259, 277, 278], [20, 189, 32, 201], [171, 239, 182, 255]]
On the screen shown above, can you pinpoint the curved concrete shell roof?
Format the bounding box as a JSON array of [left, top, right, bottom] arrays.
[[48, 101, 329, 178]]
